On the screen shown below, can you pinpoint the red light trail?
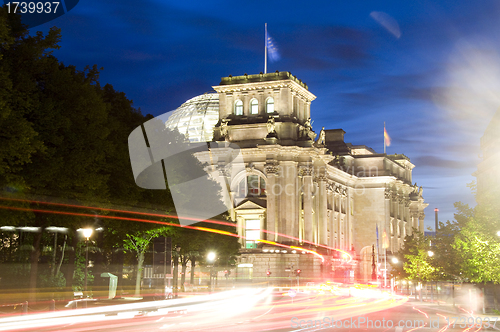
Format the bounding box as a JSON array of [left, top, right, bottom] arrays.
[[0, 196, 353, 262]]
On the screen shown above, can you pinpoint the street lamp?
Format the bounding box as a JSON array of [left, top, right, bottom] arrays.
[[496, 230, 500, 237], [78, 228, 93, 296], [207, 252, 216, 262], [427, 250, 434, 257], [207, 252, 216, 292], [391, 257, 399, 264]]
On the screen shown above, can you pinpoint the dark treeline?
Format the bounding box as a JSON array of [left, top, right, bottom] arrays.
[[0, 8, 239, 299]]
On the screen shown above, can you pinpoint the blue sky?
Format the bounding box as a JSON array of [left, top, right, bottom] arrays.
[[33, 0, 500, 227]]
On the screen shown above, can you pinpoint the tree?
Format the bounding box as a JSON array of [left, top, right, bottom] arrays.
[[123, 227, 173, 297], [0, 7, 51, 188], [391, 229, 439, 282], [0, 9, 168, 296], [453, 218, 500, 284], [171, 217, 239, 290]]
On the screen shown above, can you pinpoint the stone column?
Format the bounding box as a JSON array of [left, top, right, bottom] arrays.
[[237, 216, 244, 247], [274, 88, 280, 113], [298, 179, 304, 243], [259, 215, 265, 242], [290, 91, 296, 117], [335, 189, 341, 249], [327, 185, 334, 249], [342, 188, 348, 249], [258, 90, 264, 114], [384, 189, 391, 251], [313, 181, 320, 244], [282, 161, 297, 243], [411, 212, 418, 231], [242, 92, 248, 115], [398, 197, 404, 248], [318, 176, 328, 245], [391, 192, 398, 252], [300, 166, 313, 244], [404, 198, 411, 235], [418, 213, 425, 233], [265, 161, 279, 242]]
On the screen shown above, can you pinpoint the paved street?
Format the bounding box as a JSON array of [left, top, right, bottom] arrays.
[[2, 287, 496, 332]]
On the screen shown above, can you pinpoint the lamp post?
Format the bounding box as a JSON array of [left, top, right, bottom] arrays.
[[207, 252, 216, 292], [391, 257, 399, 294], [81, 228, 93, 296]]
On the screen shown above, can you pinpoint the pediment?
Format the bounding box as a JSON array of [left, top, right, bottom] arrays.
[[234, 198, 267, 210]]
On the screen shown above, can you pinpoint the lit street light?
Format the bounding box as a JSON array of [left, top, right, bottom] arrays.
[[428, 250, 434, 257], [392, 257, 399, 264], [78, 228, 93, 297], [207, 252, 216, 292]]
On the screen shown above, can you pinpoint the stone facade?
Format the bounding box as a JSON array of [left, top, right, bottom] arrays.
[[193, 71, 428, 284]]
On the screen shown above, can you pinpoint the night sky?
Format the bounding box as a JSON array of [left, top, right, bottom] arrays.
[[32, 0, 500, 228]]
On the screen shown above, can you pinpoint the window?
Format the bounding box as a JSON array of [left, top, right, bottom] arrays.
[[245, 219, 260, 248], [235, 174, 266, 198], [250, 98, 258, 115], [266, 97, 274, 113], [235, 100, 243, 115]]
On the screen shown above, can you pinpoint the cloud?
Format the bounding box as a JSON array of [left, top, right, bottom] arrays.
[[370, 11, 401, 39], [412, 155, 475, 169]]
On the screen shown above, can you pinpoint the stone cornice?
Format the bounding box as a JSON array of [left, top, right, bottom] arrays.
[[213, 79, 316, 102]]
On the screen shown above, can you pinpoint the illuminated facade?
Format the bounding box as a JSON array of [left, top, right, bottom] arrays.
[[168, 71, 428, 282]]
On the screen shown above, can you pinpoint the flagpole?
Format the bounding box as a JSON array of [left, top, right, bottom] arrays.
[[264, 23, 268, 74], [384, 122, 386, 154]]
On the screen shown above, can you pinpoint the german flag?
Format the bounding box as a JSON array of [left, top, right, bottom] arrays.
[[384, 127, 391, 147]]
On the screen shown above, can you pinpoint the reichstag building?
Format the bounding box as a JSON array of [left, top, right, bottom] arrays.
[[165, 71, 428, 283]]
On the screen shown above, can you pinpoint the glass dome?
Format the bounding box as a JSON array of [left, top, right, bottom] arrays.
[[165, 93, 219, 142]]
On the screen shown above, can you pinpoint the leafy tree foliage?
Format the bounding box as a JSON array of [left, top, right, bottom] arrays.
[[0, 9, 240, 298], [453, 218, 500, 284], [124, 227, 173, 296], [391, 229, 439, 281], [392, 183, 500, 285]]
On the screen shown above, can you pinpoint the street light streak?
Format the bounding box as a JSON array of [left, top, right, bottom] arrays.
[[0, 197, 351, 259], [0, 198, 353, 260], [435, 313, 451, 332], [0, 205, 348, 262], [0, 205, 325, 261], [412, 306, 429, 319]]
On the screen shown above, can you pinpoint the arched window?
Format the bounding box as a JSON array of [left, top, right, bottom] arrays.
[[234, 100, 243, 115], [235, 174, 266, 198], [250, 98, 259, 115], [266, 97, 274, 113]]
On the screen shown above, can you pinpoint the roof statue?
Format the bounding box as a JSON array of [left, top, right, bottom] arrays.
[[317, 127, 326, 145]]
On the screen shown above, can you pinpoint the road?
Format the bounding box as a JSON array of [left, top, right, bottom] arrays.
[[0, 288, 495, 332]]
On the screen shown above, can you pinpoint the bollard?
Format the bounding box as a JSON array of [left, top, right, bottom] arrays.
[[22, 301, 28, 314], [49, 299, 55, 311]]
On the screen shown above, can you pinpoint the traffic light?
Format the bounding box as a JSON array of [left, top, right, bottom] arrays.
[[295, 269, 301, 276], [266, 270, 272, 277]]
